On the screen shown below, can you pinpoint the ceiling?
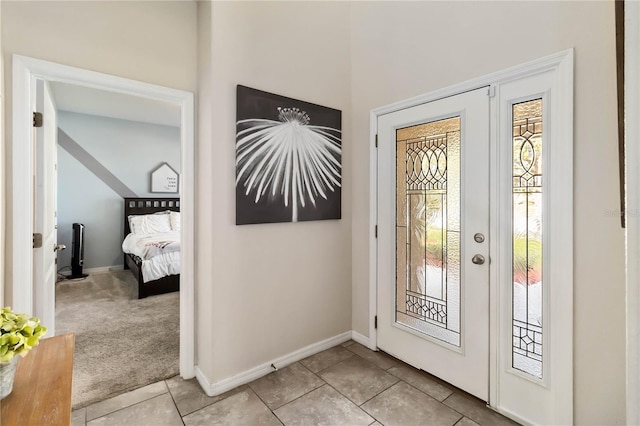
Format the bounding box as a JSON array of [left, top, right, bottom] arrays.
[[49, 81, 181, 127]]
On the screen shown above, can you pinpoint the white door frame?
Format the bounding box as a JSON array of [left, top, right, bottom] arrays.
[[369, 49, 573, 424], [11, 55, 196, 379]]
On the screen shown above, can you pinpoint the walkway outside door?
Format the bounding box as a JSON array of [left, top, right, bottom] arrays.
[[376, 87, 490, 400]]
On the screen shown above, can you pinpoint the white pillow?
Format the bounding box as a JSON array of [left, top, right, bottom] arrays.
[[169, 211, 181, 232], [128, 213, 172, 235]]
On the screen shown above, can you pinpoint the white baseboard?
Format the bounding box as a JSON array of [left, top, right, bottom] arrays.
[[84, 265, 124, 275], [195, 331, 352, 397], [351, 330, 371, 348]]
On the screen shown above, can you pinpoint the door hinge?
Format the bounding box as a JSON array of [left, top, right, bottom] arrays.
[[33, 112, 43, 128], [488, 85, 496, 98], [375, 134, 378, 148], [33, 233, 43, 248], [374, 315, 378, 329], [375, 225, 378, 238]]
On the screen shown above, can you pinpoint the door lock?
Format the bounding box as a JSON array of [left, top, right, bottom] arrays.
[[474, 233, 485, 243], [471, 254, 485, 265]]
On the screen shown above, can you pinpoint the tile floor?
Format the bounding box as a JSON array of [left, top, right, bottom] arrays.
[[72, 341, 519, 426]]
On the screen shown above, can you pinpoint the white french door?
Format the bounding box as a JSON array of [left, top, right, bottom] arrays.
[[377, 87, 490, 400]]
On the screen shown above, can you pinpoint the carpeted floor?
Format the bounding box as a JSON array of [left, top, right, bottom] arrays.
[[55, 270, 179, 409]]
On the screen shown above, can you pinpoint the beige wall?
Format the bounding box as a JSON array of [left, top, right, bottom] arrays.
[[0, 1, 4, 308], [198, 1, 352, 381], [2, 1, 197, 303], [2, 1, 196, 91], [349, 1, 625, 424]]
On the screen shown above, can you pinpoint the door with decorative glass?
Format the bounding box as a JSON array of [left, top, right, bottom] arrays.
[[377, 87, 490, 400]]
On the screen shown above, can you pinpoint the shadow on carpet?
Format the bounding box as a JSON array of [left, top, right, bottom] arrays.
[[55, 270, 179, 409]]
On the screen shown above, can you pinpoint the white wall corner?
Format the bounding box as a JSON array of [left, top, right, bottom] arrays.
[[351, 330, 371, 349], [626, 1, 640, 424], [195, 331, 352, 397]]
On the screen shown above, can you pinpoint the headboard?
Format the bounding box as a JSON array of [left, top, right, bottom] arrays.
[[124, 197, 180, 236]]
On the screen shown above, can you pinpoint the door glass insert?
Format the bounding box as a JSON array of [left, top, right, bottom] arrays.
[[396, 116, 461, 346], [512, 99, 543, 378]]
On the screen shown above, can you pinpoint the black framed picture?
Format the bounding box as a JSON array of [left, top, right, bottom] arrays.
[[235, 85, 342, 225]]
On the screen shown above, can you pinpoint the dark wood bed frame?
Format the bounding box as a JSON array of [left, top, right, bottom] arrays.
[[124, 197, 180, 299]]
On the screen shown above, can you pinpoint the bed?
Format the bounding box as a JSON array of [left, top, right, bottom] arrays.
[[123, 197, 180, 298]]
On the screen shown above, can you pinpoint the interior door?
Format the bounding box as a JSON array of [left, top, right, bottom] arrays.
[[377, 87, 490, 400], [33, 79, 58, 335]]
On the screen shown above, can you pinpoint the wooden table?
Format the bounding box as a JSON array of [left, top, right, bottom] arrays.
[[0, 334, 75, 426]]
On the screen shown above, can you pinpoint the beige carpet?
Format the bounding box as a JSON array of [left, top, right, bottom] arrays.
[[55, 270, 179, 409]]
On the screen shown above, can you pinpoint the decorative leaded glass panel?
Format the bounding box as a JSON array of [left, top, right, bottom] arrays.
[[512, 99, 543, 378], [396, 117, 461, 346]]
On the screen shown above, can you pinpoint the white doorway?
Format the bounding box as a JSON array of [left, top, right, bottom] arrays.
[[11, 55, 195, 379], [376, 87, 490, 400], [370, 50, 574, 425]]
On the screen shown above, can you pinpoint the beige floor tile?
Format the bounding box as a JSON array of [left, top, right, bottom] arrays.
[[86, 381, 168, 421], [274, 384, 374, 426], [319, 355, 399, 405], [345, 343, 399, 370], [76, 342, 522, 426], [387, 364, 453, 401], [183, 388, 282, 426], [165, 376, 246, 416], [455, 417, 482, 426], [87, 393, 182, 426], [248, 362, 324, 410], [71, 408, 86, 426], [443, 392, 519, 426], [362, 381, 462, 426], [300, 346, 355, 373]]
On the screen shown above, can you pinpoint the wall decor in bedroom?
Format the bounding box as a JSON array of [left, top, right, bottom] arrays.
[[150, 162, 179, 193], [236, 85, 342, 225]]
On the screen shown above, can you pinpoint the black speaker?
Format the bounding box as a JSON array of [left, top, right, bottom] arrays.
[[68, 223, 88, 279]]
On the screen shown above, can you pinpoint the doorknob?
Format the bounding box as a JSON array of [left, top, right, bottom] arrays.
[[54, 244, 66, 252], [471, 254, 485, 265]]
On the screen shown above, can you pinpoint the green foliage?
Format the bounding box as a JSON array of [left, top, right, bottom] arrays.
[[413, 195, 447, 266], [513, 235, 542, 284], [0, 307, 47, 363]]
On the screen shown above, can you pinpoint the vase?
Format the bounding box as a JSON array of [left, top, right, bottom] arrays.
[[0, 356, 20, 399]]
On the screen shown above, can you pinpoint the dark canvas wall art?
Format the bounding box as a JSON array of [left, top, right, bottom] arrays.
[[236, 85, 342, 225]]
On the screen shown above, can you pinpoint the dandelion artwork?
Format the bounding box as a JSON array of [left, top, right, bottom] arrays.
[[236, 85, 342, 225]]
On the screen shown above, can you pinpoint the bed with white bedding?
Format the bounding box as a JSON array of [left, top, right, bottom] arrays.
[[123, 198, 180, 298], [122, 232, 180, 283]]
